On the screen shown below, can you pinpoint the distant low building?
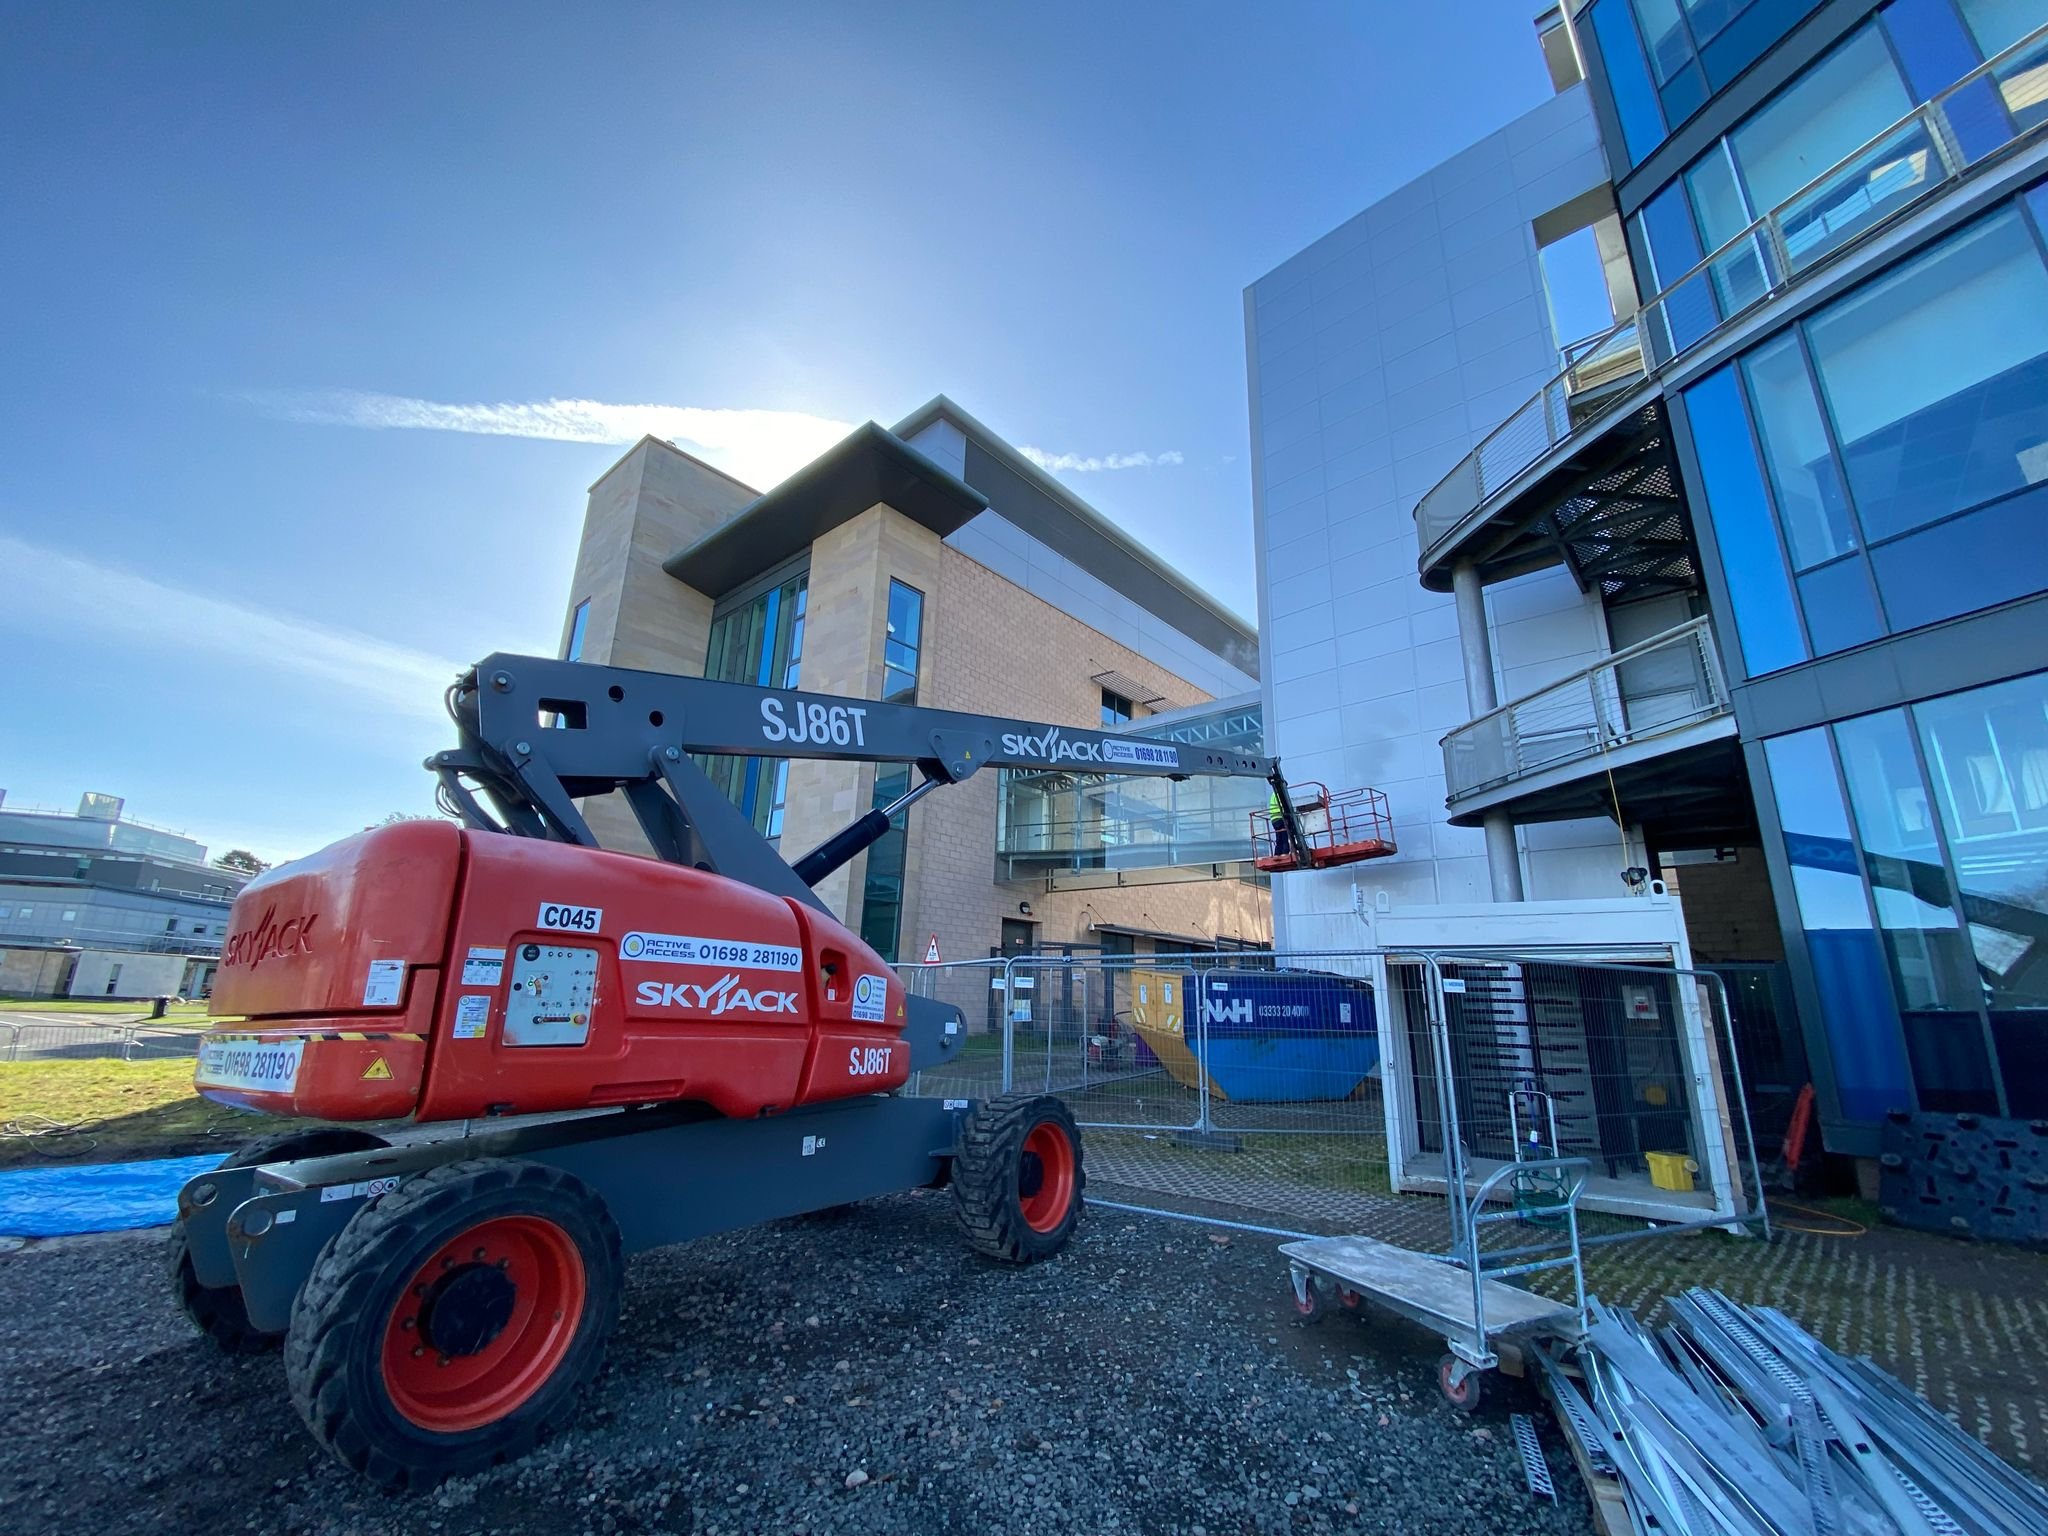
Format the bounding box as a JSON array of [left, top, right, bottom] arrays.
[[0, 792, 250, 998]]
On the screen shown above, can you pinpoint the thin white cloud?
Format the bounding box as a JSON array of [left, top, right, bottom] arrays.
[[0, 532, 462, 724], [248, 389, 855, 492], [1019, 445, 1186, 473], [248, 387, 1187, 488]]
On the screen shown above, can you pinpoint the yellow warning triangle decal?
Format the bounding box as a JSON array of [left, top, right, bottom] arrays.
[[361, 1058, 393, 1081]]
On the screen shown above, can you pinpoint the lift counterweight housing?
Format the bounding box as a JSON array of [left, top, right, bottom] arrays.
[[176, 651, 1293, 1488]]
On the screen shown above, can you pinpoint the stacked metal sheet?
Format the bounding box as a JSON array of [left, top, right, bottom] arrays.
[[1536, 1288, 2048, 1535]]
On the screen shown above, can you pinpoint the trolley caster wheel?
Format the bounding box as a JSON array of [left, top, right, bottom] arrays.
[[170, 1127, 389, 1356], [1338, 1287, 1362, 1311], [952, 1094, 1084, 1263], [1438, 1354, 1486, 1413], [1292, 1276, 1326, 1323], [284, 1157, 622, 1489]]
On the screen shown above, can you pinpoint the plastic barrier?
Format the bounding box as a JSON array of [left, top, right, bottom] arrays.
[[1879, 1110, 2048, 1245], [0, 1154, 220, 1238]]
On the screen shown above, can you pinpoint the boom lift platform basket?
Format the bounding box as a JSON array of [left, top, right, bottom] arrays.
[[1251, 782, 1396, 872]]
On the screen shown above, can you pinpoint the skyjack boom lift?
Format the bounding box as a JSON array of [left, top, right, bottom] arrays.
[[174, 653, 1347, 1487]]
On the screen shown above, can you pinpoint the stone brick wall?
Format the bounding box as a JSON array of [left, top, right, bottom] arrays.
[[561, 439, 752, 850], [559, 467, 1272, 957], [774, 506, 944, 923]]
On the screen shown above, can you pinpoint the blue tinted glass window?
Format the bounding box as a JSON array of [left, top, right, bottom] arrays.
[[1764, 729, 1912, 1122], [1869, 484, 2048, 630], [1914, 671, 2048, 1112], [1639, 183, 1704, 287], [1837, 710, 2000, 1113], [1660, 59, 1710, 122], [1699, 0, 1795, 89], [1682, 0, 1756, 46], [1638, 183, 1715, 358], [1884, 0, 1987, 98], [700, 570, 808, 833], [1835, 711, 1979, 1016], [1683, 365, 1808, 675], [1806, 208, 2048, 544], [1957, 0, 2048, 55], [562, 599, 590, 662], [1728, 26, 1912, 217], [1741, 335, 1855, 570], [1635, 0, 1693, 81], [1591, 0, 1670, 164], [1796, 558, 1885, 652], [882, 579, 924, 705]]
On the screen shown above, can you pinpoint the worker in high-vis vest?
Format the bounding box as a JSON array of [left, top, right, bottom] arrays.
[[1267, 787, 1292, 857]]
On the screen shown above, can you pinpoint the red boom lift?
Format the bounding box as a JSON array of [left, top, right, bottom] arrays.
[[172, 653, 1333, 1486]]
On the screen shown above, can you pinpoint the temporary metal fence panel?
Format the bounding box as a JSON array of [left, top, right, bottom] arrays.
[[3, 1023, 137, 1062], [900, 947, 1761, 1237], [0, 1022, 208, 1062], [899, 959, 1012, 1103], [994, 950, 1432, 1139], [1388, 955, 1761, 1230]]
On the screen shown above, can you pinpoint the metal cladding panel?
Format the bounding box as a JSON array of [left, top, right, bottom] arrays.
[[209, 821, 461, 1021]]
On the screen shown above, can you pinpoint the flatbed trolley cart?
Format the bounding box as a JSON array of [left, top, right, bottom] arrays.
[[1279, 961, 1594, 1411], [1281, 1151, 1591, 1411]]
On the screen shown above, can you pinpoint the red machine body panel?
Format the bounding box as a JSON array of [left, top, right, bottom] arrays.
[[210, 821, 460, 1021], [197, 825, 911, 1123]]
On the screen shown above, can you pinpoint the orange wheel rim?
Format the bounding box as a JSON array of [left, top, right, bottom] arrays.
[[1018, 1122, 1077, 1233], [380, 1214, 585, 1433]]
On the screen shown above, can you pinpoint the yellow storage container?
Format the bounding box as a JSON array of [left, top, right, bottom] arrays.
[[1646, 1150, 1697, 1192]]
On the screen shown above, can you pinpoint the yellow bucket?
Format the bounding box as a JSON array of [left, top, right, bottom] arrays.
[[1646, 1150, 1697, 1192]]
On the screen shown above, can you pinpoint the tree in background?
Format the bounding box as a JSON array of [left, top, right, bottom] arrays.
[[214, 849, 268, 876]]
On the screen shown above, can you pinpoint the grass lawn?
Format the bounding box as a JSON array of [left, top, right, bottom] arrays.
[[0, 1058, 293, 1169]]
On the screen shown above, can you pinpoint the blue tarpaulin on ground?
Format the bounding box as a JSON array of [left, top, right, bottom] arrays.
[[0, 1154, 219, 1237]]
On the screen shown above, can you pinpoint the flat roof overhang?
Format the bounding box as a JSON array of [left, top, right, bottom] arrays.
[[1445, 722, 1754, 847], [664, 422, 989, 593]]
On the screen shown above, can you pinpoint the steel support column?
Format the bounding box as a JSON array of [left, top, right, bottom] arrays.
[[1451, 561, 1525, 902]]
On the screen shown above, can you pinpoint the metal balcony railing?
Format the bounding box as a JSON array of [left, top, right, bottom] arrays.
[[1441, 619, 1729, 803], [1415, 21, 2048, 571]]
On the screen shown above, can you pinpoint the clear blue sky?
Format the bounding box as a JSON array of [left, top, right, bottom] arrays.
[[0, 1, 1564, 863]]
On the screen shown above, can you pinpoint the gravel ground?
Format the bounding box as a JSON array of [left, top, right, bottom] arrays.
[[0, 1191, 1591, 1536]]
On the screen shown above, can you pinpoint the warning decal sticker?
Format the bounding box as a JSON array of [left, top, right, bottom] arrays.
[[453, 994, 491, 1040], [851, 973, 888, 1023], [461, 947, 505, 987], [362, 959, 405, 1008]]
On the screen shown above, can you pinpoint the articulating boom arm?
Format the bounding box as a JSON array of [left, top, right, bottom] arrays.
[[429, 653, 1295, 911]]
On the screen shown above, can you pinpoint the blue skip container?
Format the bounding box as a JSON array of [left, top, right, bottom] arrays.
[[1188, 969, 1378, 1103]]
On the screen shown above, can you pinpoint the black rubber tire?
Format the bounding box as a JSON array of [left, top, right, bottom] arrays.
[[952, 1094, 1084, 1264], [169, 1127, 390, 1356], [283, 1157, 621, 1490]]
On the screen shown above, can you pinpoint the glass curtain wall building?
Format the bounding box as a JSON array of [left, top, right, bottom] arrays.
[[995, 697, 1268, 880], [1559, 0, 2048, 1150]]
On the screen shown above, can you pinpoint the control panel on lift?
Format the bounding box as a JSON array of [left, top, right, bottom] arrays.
[[504, 942, 599, 1046]]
